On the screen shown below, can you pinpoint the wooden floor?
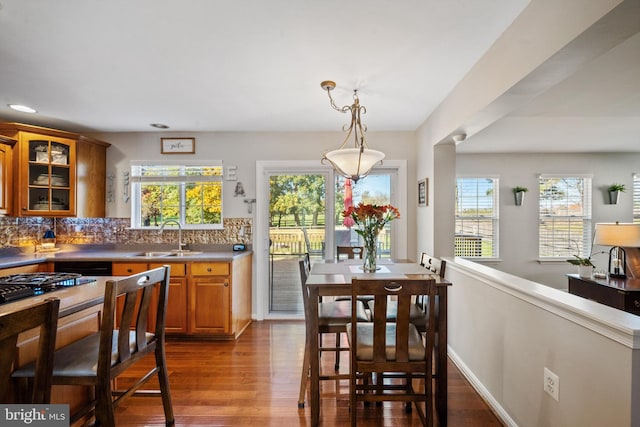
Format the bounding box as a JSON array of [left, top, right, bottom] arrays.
[[114, 320, 503, 426]]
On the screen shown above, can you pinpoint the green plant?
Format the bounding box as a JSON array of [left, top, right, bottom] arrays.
[[566, 255, 595, 267], [608, 183, 626, 192], [513, 186, 528, 193]]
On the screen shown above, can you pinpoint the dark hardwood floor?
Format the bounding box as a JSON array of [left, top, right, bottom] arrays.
[[114, 320, 503, 426]]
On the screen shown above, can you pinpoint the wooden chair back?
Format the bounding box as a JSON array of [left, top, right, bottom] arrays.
[[1, 298, 59, 404], [299, 256, 311, 316], [351, 278, 436, 364], [98, 266, 170, 380], [349, 278, 437, 425], [336, 246, 363, 261], [419, 252, 446, 277]]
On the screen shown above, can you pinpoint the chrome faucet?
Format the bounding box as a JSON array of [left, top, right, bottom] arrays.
[[159, 219, 184, 252]]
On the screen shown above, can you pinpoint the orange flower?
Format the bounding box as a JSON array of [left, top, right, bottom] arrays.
[[342, 204, 400, 239]]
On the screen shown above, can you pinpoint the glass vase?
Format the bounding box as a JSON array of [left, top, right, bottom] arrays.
[[362, 233, 378, 272]]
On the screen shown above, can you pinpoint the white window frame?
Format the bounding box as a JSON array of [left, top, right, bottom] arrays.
[[130, 160, 224, 229], [454, 175, 499, 259], [538, 174, 592, 260], [633, 173, 640, 224]]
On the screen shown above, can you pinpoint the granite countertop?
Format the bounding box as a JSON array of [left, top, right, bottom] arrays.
[[0, 244, 252, 270]]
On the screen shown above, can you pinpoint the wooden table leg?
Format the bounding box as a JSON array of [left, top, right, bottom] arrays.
[[437, 288, 448, 426], [308, 286, 320, 426]]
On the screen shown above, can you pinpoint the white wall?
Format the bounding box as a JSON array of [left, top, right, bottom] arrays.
[[93, 131, 416, 241], [446, 258, 640, 427], [456, 152, 639, 289]]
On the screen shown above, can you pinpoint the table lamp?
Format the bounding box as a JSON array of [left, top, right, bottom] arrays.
[[593, 222, 640, 278]]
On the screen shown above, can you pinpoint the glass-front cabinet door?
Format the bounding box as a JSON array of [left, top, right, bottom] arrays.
[[19, 132, 76, 216]]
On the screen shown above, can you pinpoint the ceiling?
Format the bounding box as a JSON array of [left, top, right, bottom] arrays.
[[0, 1, 637, 153]]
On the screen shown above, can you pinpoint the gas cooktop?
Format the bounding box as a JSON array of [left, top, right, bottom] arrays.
[[0, 272, 96, 303]]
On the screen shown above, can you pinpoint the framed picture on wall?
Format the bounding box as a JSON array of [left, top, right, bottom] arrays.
[[161, 137, 195, 154], [418, 178, 428, 207]]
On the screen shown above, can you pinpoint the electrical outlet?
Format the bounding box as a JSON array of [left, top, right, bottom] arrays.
[[544, 367, 559, 401]]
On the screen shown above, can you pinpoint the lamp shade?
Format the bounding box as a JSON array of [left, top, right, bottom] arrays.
[[324, 147, 385, 181], [593, 223, 640, 247]]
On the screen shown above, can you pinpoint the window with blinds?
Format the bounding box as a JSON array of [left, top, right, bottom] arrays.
[[634, 174, 640, 224], [130, 161, 224, 229], [455, 177, 498, 258], [538, 176, 592, 258]]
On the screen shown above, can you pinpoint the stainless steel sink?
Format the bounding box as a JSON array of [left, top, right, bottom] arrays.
[[129, 250, 204, 257], [169, 250, 203, 256], [129, 251, 174, 257]]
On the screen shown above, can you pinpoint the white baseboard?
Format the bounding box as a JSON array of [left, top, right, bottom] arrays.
[[447, 346, 518, 427]]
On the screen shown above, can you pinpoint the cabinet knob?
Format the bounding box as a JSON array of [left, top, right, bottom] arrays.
[[224, 282, 229, 287], [207, 267, 212, 272], [127, 268, 132, 273]]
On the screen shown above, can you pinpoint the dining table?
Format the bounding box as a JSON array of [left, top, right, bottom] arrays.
[[305, 259, 452, 426]]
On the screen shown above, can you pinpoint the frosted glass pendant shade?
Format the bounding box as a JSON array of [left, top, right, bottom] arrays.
[[324, 148, 385, 182]]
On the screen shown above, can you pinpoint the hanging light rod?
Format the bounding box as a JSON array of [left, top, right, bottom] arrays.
[[320, 80, 384, 183]]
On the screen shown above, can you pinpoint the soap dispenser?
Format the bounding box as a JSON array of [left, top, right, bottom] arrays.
[[42, 229, 56, 250]]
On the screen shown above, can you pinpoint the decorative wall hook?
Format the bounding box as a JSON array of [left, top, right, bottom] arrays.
[[244, 198, 256, 214]]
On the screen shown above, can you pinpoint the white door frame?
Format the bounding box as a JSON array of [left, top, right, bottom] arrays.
[[254, 160, 407, 320]]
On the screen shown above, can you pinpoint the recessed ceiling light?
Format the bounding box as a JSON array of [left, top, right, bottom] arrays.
[[8, 104, 37, 113], [150, 123, 169, 129]]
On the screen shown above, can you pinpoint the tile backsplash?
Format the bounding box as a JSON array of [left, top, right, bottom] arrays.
[[0, 217, 252, 249]]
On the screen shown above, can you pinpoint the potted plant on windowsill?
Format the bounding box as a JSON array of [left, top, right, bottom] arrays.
[[607, 183, 625, 204], [567, 255, 595, 278], [513, 186, 528, 206]]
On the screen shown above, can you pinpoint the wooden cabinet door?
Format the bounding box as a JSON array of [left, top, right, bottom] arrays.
[[17, 131, 76, 217], [189, 277, 230, 334], [150, 263, 188, 334], [0, 137, 14, 215]]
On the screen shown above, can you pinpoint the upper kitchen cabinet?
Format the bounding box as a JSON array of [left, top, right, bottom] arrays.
[[0, 123, 111, 217], [0, 135, 16, 216]]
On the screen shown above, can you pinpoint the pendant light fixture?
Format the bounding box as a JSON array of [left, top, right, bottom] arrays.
[[320, 80, 384, 183]]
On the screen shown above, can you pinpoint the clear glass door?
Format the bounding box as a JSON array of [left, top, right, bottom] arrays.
[[268, 173, 327, 313], [334, 173, 393, 261]]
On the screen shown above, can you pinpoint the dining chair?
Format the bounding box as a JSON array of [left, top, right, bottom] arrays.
[[336, 246, 363, 261], [297, 257, 368, 408], [347, 278, 437, 426], [419, 252, 447, 277], [1, 298, 59, 404], [13, 266, 174, 427]]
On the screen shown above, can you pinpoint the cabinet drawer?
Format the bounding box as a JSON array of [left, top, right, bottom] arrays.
[[112, 263, 148, 276], [149, 262, 186, 277], [191, 262, 229, 276]]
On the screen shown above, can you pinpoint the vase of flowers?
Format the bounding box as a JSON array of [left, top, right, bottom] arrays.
[[343, 203, 400, 272]]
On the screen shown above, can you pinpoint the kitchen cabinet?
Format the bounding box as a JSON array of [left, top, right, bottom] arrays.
[[188, 255, 252, 338], [0, 122, 110, 217], [18, 131, 75, 216], [189, 262, 231, 334], [112, 256, 252, 338], [150, 262, 188, 334], [0, 135, 15, 215]]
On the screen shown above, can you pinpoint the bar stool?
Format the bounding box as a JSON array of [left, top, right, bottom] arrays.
[[298, 255, 368, 408], [13, 266, 174, 426], [1, 298, 59, 404]]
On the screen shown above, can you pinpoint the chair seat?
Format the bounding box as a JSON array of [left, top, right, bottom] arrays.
[[346, 322, 425, 361], [14, 330, 155, 381], [318, 299, 368, 325]]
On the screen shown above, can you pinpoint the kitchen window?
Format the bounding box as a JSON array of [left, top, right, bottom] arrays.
[[130, 161, 223, 229], [538, 175, 592, 258]]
